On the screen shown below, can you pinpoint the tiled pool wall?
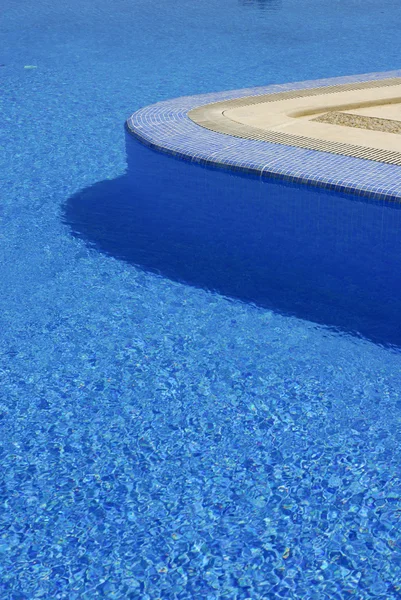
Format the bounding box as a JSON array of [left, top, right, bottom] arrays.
[[124, 134, 401, 348], [126, 70, 401, 202]]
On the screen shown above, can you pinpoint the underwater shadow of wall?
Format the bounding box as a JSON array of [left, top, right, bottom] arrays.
[[240, 0, 281, 11], [63, 133, 401, 349]]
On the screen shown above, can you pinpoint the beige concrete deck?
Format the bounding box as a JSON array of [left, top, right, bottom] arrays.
[[225, 84, 401, 152], [188, 78, 401, 165]]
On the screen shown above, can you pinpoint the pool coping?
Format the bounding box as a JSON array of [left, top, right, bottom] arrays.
[[126, 70, 401, 202], [189, 78, 401, 165]]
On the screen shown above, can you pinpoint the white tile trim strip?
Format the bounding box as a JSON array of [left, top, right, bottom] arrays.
[[126, 71, 401, 202]]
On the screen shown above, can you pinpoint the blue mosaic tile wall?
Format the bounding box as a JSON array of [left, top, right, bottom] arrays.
[[126, 71, 401, 202]]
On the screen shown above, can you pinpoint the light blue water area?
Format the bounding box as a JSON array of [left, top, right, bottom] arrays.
[[2, 0, 401, 597]]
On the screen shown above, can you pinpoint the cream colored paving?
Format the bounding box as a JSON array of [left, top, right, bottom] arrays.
[[188, 78, 401, 165], [345, 103, 401, 120], [224, 84, 401, 153]]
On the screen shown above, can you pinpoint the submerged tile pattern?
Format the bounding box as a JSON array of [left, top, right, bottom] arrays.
[[126, 70, 401, 202]]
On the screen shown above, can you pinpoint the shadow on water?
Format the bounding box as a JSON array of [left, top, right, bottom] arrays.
[[64, 134, 401, 350], [240, 0, 281, 11]]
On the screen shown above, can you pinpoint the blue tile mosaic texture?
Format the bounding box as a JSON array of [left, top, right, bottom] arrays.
[[126, 71, 401, 202], [2, 0, 401, 597]]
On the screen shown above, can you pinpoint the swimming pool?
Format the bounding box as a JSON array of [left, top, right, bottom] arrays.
[[2, 0, 401, 597]]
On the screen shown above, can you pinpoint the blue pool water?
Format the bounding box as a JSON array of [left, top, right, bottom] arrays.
[[2, 0, 401, 598]]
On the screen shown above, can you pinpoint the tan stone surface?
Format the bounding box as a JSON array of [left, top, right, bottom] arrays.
[[223, 84, 401, 153], [346, 103, 401, 120]]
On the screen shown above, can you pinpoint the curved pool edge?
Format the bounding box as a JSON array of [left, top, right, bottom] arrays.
[[126, 70, 401, 203]]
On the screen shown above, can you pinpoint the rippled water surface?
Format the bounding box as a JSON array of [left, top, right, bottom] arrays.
[[2, 0, 401, 597]]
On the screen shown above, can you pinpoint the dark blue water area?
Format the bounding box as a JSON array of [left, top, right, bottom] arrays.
[[2, 0, 401, 597], [68, 135, 401, 350]]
